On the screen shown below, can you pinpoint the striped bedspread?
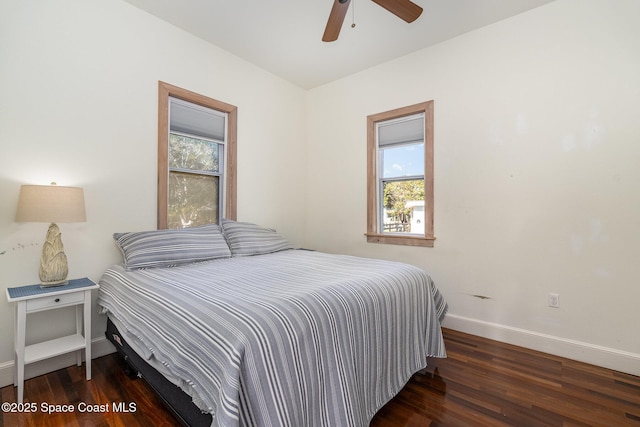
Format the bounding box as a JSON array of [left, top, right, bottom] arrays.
[[97, 250, 447, 427]]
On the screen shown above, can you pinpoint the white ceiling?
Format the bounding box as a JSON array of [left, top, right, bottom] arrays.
[[123, 0, 555, 89]]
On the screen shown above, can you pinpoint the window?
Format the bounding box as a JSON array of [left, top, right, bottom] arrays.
[[366, 101, 434, 247], [158, 82, 237, 229]]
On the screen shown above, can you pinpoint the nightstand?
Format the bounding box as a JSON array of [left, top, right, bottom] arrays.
[[6, 278, 99, 403]]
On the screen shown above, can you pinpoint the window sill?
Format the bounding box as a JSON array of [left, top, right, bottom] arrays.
[[365, 233, 435, 247]]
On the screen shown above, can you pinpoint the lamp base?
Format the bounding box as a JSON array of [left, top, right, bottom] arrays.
[[39, 223, 70, 286], [39, 280, 70, 288]]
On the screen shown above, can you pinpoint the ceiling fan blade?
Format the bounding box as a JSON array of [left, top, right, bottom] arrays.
[[371, 0, 423, 23], [322, 0, 352, 42]]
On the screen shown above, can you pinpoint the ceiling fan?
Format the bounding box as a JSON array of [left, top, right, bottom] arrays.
[[322, 0, 423, 42]]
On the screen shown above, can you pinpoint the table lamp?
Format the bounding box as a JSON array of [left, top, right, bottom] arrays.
[[15, 183, 86, 287]]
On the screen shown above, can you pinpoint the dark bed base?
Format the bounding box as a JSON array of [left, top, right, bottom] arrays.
[[105, 317, 212, 427]]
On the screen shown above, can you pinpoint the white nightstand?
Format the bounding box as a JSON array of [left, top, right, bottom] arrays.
[[6, 278, 99, 403]]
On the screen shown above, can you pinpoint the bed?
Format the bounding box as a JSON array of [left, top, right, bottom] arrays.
[[97, 220, 447, 427]]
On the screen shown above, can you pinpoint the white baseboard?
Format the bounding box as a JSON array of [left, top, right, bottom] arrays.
[[442, 314, 640, 377], [0, 336, 116, 389]]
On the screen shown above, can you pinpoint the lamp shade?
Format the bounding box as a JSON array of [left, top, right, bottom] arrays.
[[16, 184, 86, 223]]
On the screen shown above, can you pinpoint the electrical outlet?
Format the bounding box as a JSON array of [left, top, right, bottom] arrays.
[[548, 293, 559, 308]]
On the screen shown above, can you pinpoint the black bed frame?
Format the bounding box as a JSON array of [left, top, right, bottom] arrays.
[[105, 318, 212, 427]]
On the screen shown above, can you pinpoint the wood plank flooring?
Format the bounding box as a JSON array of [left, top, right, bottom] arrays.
[[1, 328, 639, 426], [372, 329, 640, 426]]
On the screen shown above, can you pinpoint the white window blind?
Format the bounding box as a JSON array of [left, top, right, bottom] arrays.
[[170, 97, 226, 141], [377, 113, 424, 147]]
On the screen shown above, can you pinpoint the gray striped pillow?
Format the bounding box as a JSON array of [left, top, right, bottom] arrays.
[[114, 224, 231, 270], [222, 219, 293, 256]]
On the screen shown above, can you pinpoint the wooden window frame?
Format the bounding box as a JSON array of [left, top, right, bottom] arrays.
[[158, 81, 237, 229], [366, 101, 435, 247]]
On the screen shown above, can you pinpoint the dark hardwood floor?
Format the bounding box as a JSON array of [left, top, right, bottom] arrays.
[[1, 328, 639, 426]]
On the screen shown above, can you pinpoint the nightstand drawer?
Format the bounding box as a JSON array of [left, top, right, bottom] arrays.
[[26, 291, 84, 312]]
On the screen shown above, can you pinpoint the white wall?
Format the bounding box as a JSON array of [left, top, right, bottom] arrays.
[[306, 0, 640, 375], [0, 0, 307, 382]]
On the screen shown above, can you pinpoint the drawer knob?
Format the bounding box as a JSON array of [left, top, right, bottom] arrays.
[[55, 298, 60, 303]]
